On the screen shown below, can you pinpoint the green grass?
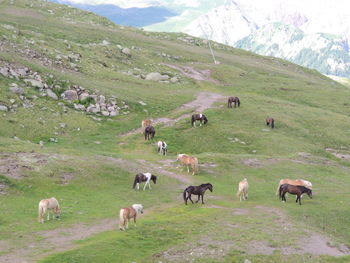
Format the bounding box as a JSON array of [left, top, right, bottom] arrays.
[[0, 0, 350, 262]]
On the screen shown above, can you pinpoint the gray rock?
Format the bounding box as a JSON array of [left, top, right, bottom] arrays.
[[63, 90, 78, 101], [138, 101, 147, 106], [107, 106, 115, 112], [46, 89, 58, 100], [0, 67, 9, 77], [101, 111, 110, 116], [24, 79, 44, 89], [101, 40, 110, 46], [0, 105, 8, 111], [244, 260, 252, 263], [9, 86, 25, 95], [170, 77, 178, 83], [161, 74, 170, 80], [78, 92, 90, 101], [74, 103, 85, 111], [121, 47, 131, 56], [145, 72, 163, 81], [9, 99, 15, 104], [96, 95, 105, 104], [110, 110, 118, 116]]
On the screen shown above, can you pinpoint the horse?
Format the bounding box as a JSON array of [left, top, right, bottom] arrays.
[[133, 172, 157, 190], [157, 141, 167, 156], [266, 117, 275, 128], [227, 96, 240, 108], [275, 179, 312, 195], [141, 119, 152, 133], [144, 125, 155, 140], [236, 178, 249, 202], [38, 197, 60, 223], [191, 113, 208, 127], [183, 183, 213, 205], [119, 204, 144, 231], [279, 184, 312, 205], [177, 154, 198, 175]]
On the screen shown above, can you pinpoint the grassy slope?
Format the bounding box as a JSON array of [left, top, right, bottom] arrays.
[[0, 0, 350, 262]]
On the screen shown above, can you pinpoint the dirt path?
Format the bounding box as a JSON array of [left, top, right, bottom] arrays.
[[119, 91, 225, 137]]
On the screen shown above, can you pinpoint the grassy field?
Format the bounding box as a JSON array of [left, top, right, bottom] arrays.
[[0, 0, 350, 262]]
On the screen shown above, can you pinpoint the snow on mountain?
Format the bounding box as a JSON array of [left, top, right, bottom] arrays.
[[184, 0, 350, 77]]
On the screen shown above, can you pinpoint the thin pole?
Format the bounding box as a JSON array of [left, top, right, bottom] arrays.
[[199, 22, 218, 64]]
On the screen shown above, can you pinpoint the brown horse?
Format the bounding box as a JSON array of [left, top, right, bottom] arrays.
[[119, 204, 143, 231], [183, 183, 213, 205], [38, 197, 60, 223], [275, 179, 312, 195], [191, 114, 208, 127], [279, 184, 312, 205], [141, 119, 152, 133], [266, 117, 275, 128], [144, 125, 155, 140], [228, 96, 240, 108], [177, 154, 198, 175]]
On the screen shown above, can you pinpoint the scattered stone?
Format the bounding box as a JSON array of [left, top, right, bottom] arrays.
[[49, 138, 58, 143], [101, 40, 110, 46], [0, 105, 8, 111], [24, 79, 44, 89], [170, 77, 178, 83], [94, 141, 101, 144], [62, 89, 78, 101], [121, 47, 131, 57], [74, 103, 85, 111], [138, 101, 147, 106], [59, 123, 66, 128], [39, 141, 44, 147], [145, 72, 163, 81], [244, 260, 252, 263], [101, 111, 110, 116], [9, 99, 15, 104], [46, 89, 58, 100]]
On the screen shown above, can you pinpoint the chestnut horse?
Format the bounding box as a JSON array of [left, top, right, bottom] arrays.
[[141, 119, 152, 133], [228, 96, 240, 108], [191, 114, 208, 127], [183, 183, 213, 205], [177, 154, 198, 175], [266, 117, 275, 128], [119, 204, 144, 231], [236, 178, 249, 201], [144, 125, 155, 140], [279, 184, 312, 205], [38, 197, 60, 223], [275, 179, 312, 195]]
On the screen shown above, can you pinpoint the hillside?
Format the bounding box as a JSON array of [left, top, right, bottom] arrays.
[[1, 0, 350, 262]]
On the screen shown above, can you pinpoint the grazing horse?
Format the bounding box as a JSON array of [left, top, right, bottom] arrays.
[[236, 178, 249, 202], [133, 172, 157, 190], [141, 119, 152, 133], [279, 184, 312, 205], [266, 117, 275, 128], [38, 197, 60, 223], [157, 141, 167, 156], [227, 96, 240, 108], [144, 125, 155, 140], [119, 204, 144, 231], [183, 183, 213, 205], [275, 179, 312, 195], [177, 154, 198, 175], [191, 113, 208, 127]]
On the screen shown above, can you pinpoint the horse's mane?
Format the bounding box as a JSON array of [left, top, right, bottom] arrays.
[[200, 183, 212, 187], [295, 185, 311, 191]]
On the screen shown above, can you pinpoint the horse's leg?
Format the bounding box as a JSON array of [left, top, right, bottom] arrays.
[[188, 194, 194, 204], [201, 194, 205, 204], [143, 181, 148, 191], [47, 209, 50, 221], [195, 195, 200, 203], [137, 183, 140, 190], [187, 165, 190, 173], [134, 216, 137, 227]]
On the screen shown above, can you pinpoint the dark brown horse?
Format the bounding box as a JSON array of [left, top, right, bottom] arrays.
[[279, 184, 312, 205], [191, 114, 208, 127], [133, 173, 157, 190], [266, 117, 275, 128], [183, 183, 213, 205], [144, 125, 155, 140], [227, 96, 240, 108]]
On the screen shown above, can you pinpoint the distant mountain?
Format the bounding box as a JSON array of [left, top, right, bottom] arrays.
[[183, 0, 350, 77], [50, 0, 177, 27]]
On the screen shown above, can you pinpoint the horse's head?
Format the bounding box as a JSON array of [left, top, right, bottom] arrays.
[[307, 189, 312, 199], [151, 175, 157, 184], [133, 204, 144, 214], [54, 206, 61, 218], [203, 115, 208, 124], [207, 183, 213, 192]]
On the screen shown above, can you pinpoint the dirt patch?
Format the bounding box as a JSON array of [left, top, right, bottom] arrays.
[[119, 91, 225, 137], [0, 152, 53, 179], [242, 158, 263, 168], [232, 208, 249, 215], [163, 63, 220, 84], [2, 7, 44, 19], [326, 148, 350, 162]]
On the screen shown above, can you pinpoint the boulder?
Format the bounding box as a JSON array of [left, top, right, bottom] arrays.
[[9, 85, 25, 95], [63, 89, 78, 101], [46, 89, 58, 100], [145, 72, 163, 81], [0, 67, 9, 77], [122, 48, 131, 57], [24, 79, 44, 89], [74, 104, 85, 111], [78, 92, 90, 101], [96, 95, 105, 104], [170, 77, 178, 83], [110, 110, 118, 116], [101, 111, 110, 116], [0, 105, 8, 111]]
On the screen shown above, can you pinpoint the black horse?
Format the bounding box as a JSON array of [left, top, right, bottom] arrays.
[[132, 173, 157, 190], [191, 114, 208, 128], [279, 184, 312, 205], [227, 96, 240, 108], [144, 125, 155, 140], [266, 117, 275, 129], [183, 183, 213, 205]]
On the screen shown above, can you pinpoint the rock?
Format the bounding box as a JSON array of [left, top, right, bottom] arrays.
[[39, 141, 44, 147], [49, 138, 58, 143], [110, 110, 118, 116], [121, 47, 131, 56], [24, 79, 44, 89], [0, 67, 9, 77], [0, 105, 8, 111], [9, 99, 15, 104], [59, 123, 66, 128], [170, 77, 178, 83], [74, 103, 85, 111], [138, 101, 147, 106], [116, 45, 122, 50], [161, 74, 170, 80], [145, 72, 163, 81], [78, 92, 90, 101], [107, 106, 115, 112], [244, 260, 252, 263], [101, 40, 110, 46], [101, 111, 110, 116], [62, 90, 78, 101], [46, 89, 58, 100], [94, 141, 101, 144], [96, 95, 105, 104], [9, 85, 25, 95]]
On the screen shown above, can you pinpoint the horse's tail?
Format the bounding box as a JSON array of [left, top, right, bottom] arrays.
[[276, 180, 282, 195], [193, 158, 198, 174], [236, 186, 241, 198], [38, 202, 44, 223], [237, 98, 240, 107], [133, 175, 138, 189], [271, 119, 274, 129], [279, 184, 283, 199], [191, 116, 194, 127], [183, 188, 188, 202], [119, 209, 125, 230]]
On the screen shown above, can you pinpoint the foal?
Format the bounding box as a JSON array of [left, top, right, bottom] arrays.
[[266, 117, 275, 128], [183, 183, 213, 205], [236, 178, 249, 201], [38, 197, 60, 223], [279, 184, 312, 205], [119, 204, 144, 231], [191, 114, 208, 127], [227, 96, 240, 108]]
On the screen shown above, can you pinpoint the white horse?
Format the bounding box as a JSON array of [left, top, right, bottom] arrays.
[[236, 178, 249, 202], [119, 204, 144, 231], [38, 197, 60, 223], [157, 141, 167, 156]]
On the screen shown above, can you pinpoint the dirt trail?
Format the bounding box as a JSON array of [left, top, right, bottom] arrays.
[[119, 91, 225, 137]]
